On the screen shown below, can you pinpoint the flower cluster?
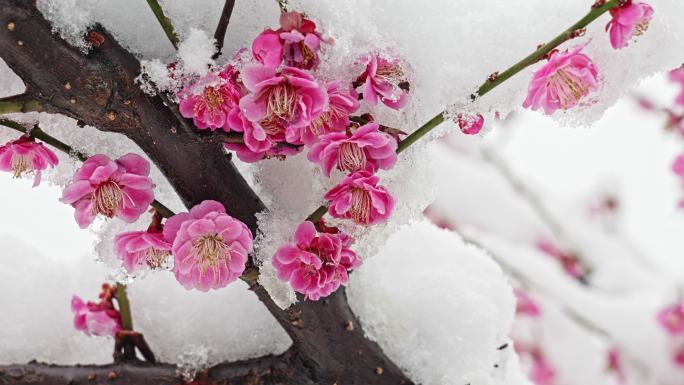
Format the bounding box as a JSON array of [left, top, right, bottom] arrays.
[[657, 301, 684, 367], [71, 284, 121, 337], [0, 135, 58, 187]]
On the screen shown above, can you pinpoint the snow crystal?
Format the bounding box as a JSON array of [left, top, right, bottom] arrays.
[[177, 28, 216, 76], [348, 220, 516, 385]]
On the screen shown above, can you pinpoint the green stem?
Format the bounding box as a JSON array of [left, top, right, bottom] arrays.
[[0, 118, 175, 218], [115, 283, 134, 330], [0, 95, 43, 115], [309, 0, 620, 222], [145, 0, 179, 49], [277, 0, 288, 12]]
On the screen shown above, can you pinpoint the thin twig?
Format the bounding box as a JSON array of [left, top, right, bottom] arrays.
[[306, 0, 621, 223], [0, 118, 175, 218], [0, 94, 43, 115], [145, 0, 179, 49], [212, 0, 237, 59]]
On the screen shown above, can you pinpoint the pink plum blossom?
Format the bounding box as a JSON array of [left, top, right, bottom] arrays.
[[670, 68, 684, 107], [514, 288, 542, 318], [71, 295, 121, 337], [223, 108, 302, 162], [607, 347, 626, 384], [356, 54, 409, 110], [675, 345, 684, 367], [606, 1, 654, 50], [301, 81, 360, 145], [657, 302, 684, 335], [178, 66, 243, 131], [523, 43, 599, 115], [164, 200, 253, 291], [252, 12, 325, 70], [529, 348, 557, 385], [61, 154, 155, 229], [536, 239, 588, 282], [272, 221, 361, 300], [324, 171, 395, 225], [456, 113, 485, 135], [114, 216, 172, 273], [238, 65, 328, 146], [307, 122, 397, 177], [0, 135, 58, 187]]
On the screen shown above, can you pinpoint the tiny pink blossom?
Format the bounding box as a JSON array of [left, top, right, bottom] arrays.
[[324, 171, 395, 226], [356, 54, 409, 110], [523, 43, 599, 115], [675, 345, 684, 367], [71, 295, 121, 337], [606, 1, 654, 50], [456, 113, 485, 135], [529, 348, 557, 385], [301, 81, 360, 145], [114, 219, 172, 274], [670, 68, 684, 107], [673, 154, 684, 178], [514, 288, 542, 318], [238, 65, 328, 146], [0, 135, 59, 187], [60, 153, 155, 229], [607, 347, 626, 384], [252, 12, 325, 70], [657, 302, 684, 335], [308, 122, 397, 177], [272, 221, 361, 300], [536, 239, 587, 281], [178, 66, 243, 131], [164, 200, 253, 291]]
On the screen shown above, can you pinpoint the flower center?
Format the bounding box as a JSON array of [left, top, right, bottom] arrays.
[[300, 43, 316, 66], [634, 20, 650, 37], [350, 187, 372, 225], [10, 153, 33, 178], [259, 115, 287, 137], [551, 69, 590, 109], [145, 248, 171, 270], [192, 233, 229, 270], [338, 142, 366, 172], [199, 86, 224, 113], [267, 83, 297, 121], [375, 62, 405, 85], [92, 181, 123, 218]]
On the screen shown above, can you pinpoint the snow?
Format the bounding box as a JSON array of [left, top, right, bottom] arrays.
[[348, 220, 516, 385], [177, 28, 216, 76]]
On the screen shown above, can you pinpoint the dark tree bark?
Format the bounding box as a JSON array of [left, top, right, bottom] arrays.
[[0, 1, 413, 384]]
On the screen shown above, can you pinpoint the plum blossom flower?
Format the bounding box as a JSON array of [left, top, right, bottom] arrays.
[[252, 12, 326, 70], [178, 66, 243, 131], [238, 65, 328, 145], [607, 347, 626, 384], [272, 221, 361, 300], [536, 239, 588, 282], [308, 123, 397, 177], [301, 81, 359, 145], [657, 302, 684, 335], [71, 293, 121, 337], [356, 54, 409, 110], [606, 1, 654, 50], [529, 348, 557, 385], [456, 113, 485, 135], [223, 108, 302, 162], [164, 200, 253, 291], [523, 43, 599, 115], [675, 345, 684, 367], [514, 288, 542, 318], [0, 135, 58, 187], [324, 171, 395, 225], [670, 68, 684, 107], [61, 154, 155, 229], [114, 215, 172, 273]]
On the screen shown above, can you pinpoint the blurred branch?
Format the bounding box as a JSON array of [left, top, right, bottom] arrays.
[[212, 0, 236, 59], [145, 0, 179, 49]]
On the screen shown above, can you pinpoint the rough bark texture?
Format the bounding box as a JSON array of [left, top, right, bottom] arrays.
[[0, 2, 413, 384]]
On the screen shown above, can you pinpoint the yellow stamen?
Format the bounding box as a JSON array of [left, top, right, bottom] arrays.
[[350, 188, 372, 225], [191, 233, 229, 271], [92, 181, 123, 218], [10, 153, 33, 178], [338, 142, 366, 172]]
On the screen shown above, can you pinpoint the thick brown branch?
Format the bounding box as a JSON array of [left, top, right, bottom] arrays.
[[212, 0, 237, 59]]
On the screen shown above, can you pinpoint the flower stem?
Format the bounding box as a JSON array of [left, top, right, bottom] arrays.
[[115, 283, 134, 330], [145, 0, 179, 49], [0, 118, 175, 218], [308, 0, 620, 222]]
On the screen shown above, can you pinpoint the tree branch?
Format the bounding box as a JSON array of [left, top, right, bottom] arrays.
[[212, 0, 237, 59]]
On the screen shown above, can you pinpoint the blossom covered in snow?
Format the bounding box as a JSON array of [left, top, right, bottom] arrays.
[[657, 302, 684, 335], [71, 293, 121, 337], [114, 215, 172, 273], [456, 113, 485, 135], [307, 122, 397, 177], [606, 1, 654, 50], [523, 43, 599, 115], [163, 200, 253, 291], [252, 11, 326, 70], [178, 66, 243, 131], [0, 135, 58, 187], [670, 67, 684, 107], [237, 65, 328, 146], [301, 81, 360, 146], [514, 288, 542, 318], [356, 54, 409, 110], [324, 171, 395, 225], [60, 154, 155, 229], [272, 221, 361, 300]]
